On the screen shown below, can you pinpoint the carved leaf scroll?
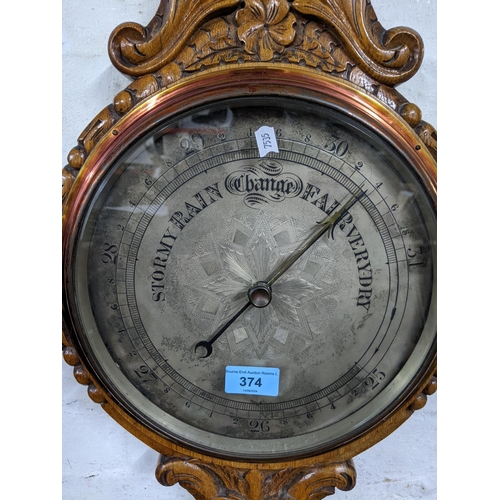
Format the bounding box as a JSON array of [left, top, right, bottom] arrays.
[[178, 17, 242, 71], [156, 454, 356, 500], [109, 0, 241, 76], [292, 0, 423, 85]]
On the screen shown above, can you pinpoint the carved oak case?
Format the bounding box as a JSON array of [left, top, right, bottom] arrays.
[[62, 1, 437, 498]]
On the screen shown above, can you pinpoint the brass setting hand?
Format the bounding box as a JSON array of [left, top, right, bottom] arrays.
[[266, 188, 364, 286]]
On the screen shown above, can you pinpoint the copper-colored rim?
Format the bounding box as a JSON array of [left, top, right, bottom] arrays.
[[63, 64, 436, 244]]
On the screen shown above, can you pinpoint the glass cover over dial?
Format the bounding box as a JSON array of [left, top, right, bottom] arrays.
[[70, 95, 436, 460]]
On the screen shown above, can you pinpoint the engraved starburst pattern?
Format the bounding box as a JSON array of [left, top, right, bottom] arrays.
[[187, 211, 339, 360]]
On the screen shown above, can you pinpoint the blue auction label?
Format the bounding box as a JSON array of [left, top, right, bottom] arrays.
[[225, 366, 280, 397]]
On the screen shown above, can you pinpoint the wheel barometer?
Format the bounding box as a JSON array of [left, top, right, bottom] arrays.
[[62, 1, 437, 497]]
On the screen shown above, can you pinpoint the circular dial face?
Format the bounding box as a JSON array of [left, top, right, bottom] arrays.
[[70, 95, 436, 460]]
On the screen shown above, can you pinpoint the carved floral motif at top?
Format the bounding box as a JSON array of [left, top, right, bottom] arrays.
[[108, 0, 424, 85], [236, 0, 296, 61]]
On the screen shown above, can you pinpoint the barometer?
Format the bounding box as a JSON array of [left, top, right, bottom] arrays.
[[63, 1, 436, 497]]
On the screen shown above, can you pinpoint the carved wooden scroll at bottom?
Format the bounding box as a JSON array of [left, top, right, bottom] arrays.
[[156, 454, 356, 500]]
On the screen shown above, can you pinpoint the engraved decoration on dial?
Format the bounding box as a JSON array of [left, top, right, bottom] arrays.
[[181, 209, 339, 360]]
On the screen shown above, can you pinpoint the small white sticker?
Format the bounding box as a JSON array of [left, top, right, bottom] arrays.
[[255, 126, 279, 157], [225, 366, 280, 396]]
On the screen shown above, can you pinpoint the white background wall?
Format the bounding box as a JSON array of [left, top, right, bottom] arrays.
[[62, 1, 437, 498]]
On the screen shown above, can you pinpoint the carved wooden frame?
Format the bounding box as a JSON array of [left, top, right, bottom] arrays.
[[63, 1, 437, 498]]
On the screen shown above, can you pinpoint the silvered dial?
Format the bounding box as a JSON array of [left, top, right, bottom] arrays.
[[72, 96, 436, 460]]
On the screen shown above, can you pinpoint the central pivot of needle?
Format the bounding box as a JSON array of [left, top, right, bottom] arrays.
[[248, 281, 272, 308]]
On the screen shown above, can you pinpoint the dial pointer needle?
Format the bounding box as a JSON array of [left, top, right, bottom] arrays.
[[194, 187, 363, 358], [195, 302, 252, 358]]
